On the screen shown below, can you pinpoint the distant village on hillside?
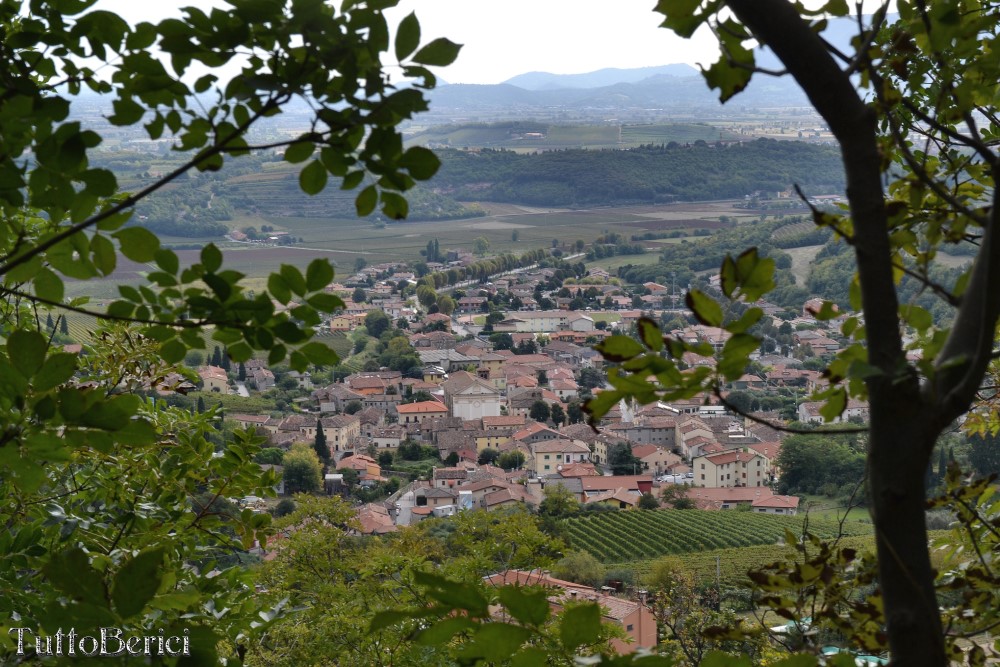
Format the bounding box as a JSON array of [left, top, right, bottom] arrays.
[[171, 248, 871, 540]]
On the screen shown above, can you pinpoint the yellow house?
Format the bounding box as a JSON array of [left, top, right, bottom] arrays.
[[474, 430, 512, 453]]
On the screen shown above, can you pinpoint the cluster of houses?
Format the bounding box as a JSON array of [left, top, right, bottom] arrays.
[[220, 255, 878, 656], [204, 254, 876, 532]]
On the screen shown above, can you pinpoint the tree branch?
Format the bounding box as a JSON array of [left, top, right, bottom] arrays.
[[931, 182, 1000, 425], [712, 386, 869, 435], [0, 94, 288, 278]]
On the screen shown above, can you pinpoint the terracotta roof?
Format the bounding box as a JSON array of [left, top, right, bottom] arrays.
[[396, 400, 449, 414]]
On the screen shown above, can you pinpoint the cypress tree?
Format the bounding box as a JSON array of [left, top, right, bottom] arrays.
[[45, 314, 54, 330], [59, 316, 68, 335], [238, 363, 246, 381], [197, 396, 206, 414], [220, 347, 231, 371], [313, 419, 329, 465], [211, 346, 222, 367]]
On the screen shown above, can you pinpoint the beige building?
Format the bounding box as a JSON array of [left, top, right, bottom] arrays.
[[692, 450, 769, 488], [198, 365, 229, 393], [301, 414, 361, 454], [530, 438, 591, 475], [395, 400, 449, 424]]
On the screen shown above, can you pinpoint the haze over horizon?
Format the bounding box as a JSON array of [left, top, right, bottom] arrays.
[[91, 0, 722, 86]]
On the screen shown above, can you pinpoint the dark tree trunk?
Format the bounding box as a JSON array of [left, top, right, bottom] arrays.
[[724, 2, 949, 663], [868, 387, 944, 665]]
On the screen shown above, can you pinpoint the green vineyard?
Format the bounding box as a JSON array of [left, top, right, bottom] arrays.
[[606, 535, 877, 587], [561, 509, 872, 564]]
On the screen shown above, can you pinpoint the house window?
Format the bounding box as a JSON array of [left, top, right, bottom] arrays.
[[544, 454, 550, 460], [700, 474, 705, 480], [544, 465, 550, 470], [700, 463, 705, 469], [626, 624, 634, 632]]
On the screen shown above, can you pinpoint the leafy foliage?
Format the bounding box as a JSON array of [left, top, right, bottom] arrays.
[[0, 0, 458, 662]]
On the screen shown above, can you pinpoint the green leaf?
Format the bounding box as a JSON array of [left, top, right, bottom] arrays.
[[80, 394, 140, 431], [718, 333, 761, 380], [279, 265, 307, 297], [498, 586, 550, 626], [109, 97, 145, 125], [369, 610, 420, 632], [686, 289, 724, 326], [637, 317, 664, 352], [159, 339, 187, 364], [284, 141, 314, 164], [701, 651, 753, 667], [307, 293, 343, 312], [268, 273, 292, 305], [305, 259, 334, 292], [201, 243, 222, 273], [819, 387, 847, 422], [413, 571, 489, 616], [394, 12, 421, 61], [510, 647, 549, 667], [356, 185, 377, 217], [595, 335, 645, 362], [381, 191, 409, 220], [411, 37, 462, 66], [299, 342, 339, 367], [456, 624, 531, 662], [90, 234, 117, 276], [400, 146, 440, 180], [113, 227, 160, 262], [415, 616, 474, 645], [8, 330, 47, 378], [34, 353, 78, 392], [900, 304, 933, 332], [44, 547, 107, 607], [112, 548, 164, 618], [559, 603, 602, 652], [33, 267, 65, 303], [155, 248, 179, 274], [299, 159, 328, 195]]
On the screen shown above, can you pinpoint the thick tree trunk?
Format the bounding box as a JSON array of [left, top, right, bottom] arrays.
[[722, 2, 949, 664], [867, 390, 944, 665]]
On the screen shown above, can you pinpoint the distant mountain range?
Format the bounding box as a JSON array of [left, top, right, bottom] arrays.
[[503, 64, 699, 90], [425, 69, 810, 117], [424, 15, 882, 118]]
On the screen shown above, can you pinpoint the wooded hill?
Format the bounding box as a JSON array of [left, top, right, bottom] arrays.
[[101, 138, 843, 236], [429, 139, 844, 206]]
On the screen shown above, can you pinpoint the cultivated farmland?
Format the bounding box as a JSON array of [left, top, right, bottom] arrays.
[[561, 509, 871, 563]]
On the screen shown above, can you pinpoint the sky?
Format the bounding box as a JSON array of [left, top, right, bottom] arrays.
[[91, 0, 722, 85]]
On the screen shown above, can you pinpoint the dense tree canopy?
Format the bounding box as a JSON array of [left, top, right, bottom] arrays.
[[0, 0, 458, 661]]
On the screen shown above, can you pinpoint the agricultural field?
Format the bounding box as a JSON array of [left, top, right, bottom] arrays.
[[619, 123, 740, 146], [561, 509, 871, 563], [606, 530, 948, 587], [407, 122, 743, 151], [58, 310, 351, 361], [62, 198, 760, 302]]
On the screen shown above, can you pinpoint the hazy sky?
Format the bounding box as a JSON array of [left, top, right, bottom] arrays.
[[92, 0, 721, 85]]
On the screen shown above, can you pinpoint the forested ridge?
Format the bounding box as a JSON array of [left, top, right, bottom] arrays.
[[100, 138, 844, 237], [430, 139, 844, 206]]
